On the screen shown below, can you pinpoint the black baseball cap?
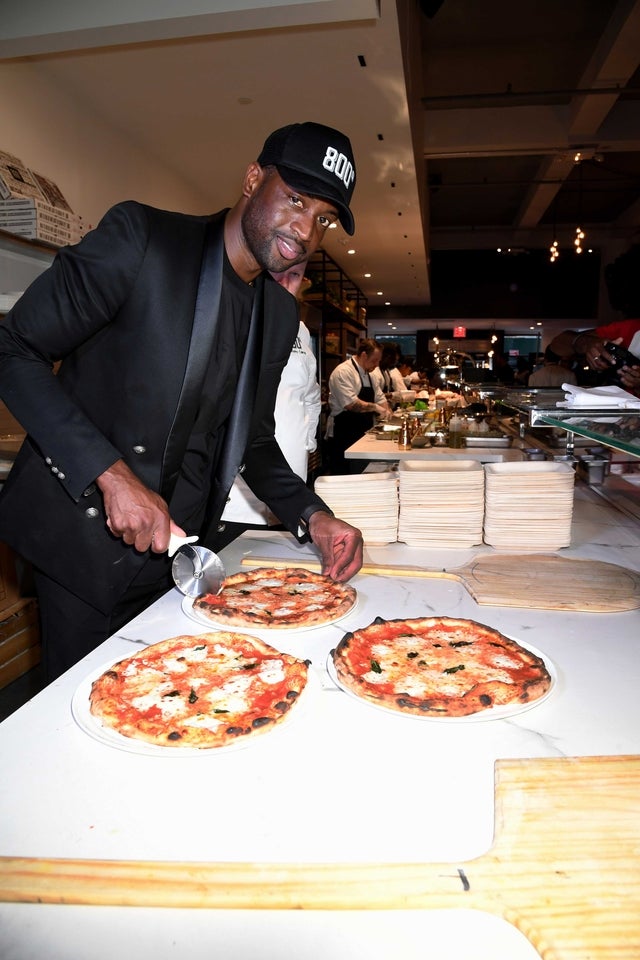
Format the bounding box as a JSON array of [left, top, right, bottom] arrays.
[[257, 122, 356, 235]]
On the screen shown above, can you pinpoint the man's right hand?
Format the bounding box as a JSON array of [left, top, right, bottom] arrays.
[[96, 459, 185, 553]]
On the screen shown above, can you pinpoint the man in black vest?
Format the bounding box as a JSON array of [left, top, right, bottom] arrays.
[[327, 338, 390, 474], [0, 122, 363, 680]]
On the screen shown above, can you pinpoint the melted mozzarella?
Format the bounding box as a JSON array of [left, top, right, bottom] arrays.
[[180, 644, 210, 662], [131, 689, 187, 718], [160, 657, 189, 674], [204, 674, 252, 714], [182, 715, 225, 732], [259, 660, 286, 684]]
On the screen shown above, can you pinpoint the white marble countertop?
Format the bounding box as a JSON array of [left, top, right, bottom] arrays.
[[345, 434, 525, 462], [1, 483, 639, 958]]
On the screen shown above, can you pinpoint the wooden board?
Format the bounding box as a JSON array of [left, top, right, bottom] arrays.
[[239, 553, 640, 612], [1, 755, 639, 959]]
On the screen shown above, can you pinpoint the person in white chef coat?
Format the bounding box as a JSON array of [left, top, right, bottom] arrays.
[[372, 342, 407, 404], [217, 261, 321, 544]]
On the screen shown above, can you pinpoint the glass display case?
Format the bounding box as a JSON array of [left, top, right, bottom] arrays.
[[461, 384, 640, 460]]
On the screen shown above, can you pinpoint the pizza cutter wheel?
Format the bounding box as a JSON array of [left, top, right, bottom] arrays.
[[169, 535, 226, 599]]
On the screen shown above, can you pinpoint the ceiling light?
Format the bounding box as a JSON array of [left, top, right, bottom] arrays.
[[347, 249, 355, 255], [364, 273, 371, 278], [377, 291, 383, 296]]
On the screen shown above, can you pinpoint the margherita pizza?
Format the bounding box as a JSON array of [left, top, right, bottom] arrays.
[[89, 632, 309, 748], [192, 567, 357, 629], [331, 616, 552, 718]]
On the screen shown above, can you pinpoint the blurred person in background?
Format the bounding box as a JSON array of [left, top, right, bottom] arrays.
[[219, 260, 320, 545], [327, 338, 390, 474], [372, 342, 407, 404], [549, 244, 640, 394], [528, 346, 577, 387]]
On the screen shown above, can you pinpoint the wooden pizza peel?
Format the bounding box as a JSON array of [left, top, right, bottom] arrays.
[[238, 553, 640, 613], [1, 755, 638, 959]]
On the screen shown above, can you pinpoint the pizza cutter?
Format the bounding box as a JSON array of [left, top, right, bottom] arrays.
[[168, 533, 226, 599]]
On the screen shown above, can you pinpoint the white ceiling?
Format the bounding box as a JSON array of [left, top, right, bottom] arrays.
[[2, 0, 640, 338], [0, 0, 431, 308]]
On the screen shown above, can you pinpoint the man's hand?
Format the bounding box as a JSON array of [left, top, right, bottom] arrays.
[[583, 337, 640, 392], [307, 510, 363, 582], [96, 459, 186, 553], [618, 361, 640, 392]]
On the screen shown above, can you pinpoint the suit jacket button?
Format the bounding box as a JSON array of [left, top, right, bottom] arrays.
[[238, 463, 246, 474], [82, 484, 96, 497], [58, 472, 66, 480], [85, 507, 99, 519], [217, 522, 226, 533], [132, 445, 146, 455], [51, 466, 59, 475], [45, 457, 52, 465]]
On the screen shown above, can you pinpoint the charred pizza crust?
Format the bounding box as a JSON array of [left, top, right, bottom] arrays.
[[89, 632, 309, 748], [331, 615, 551, 718], [192, 566, 357, 628]]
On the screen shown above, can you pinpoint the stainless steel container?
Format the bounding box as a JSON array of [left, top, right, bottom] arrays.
[[523, 447, 546, 461], [577, 455, 607, 485]]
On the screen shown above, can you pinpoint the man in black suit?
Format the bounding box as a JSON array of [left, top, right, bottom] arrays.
[[0, 122, 363, 680]]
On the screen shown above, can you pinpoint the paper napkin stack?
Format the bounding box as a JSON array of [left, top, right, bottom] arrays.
[[397, 460, 484, 548], [314, 472, 399, 545], [483, 461, 575, 550]]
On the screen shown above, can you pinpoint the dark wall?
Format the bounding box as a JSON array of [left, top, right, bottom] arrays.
[[368, 248, 601, 322]]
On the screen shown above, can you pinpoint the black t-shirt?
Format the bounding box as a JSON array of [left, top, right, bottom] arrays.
[[169, 252, 254, 530]]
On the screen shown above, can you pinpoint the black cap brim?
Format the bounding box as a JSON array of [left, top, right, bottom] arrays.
[[275, 164, 355, 235]]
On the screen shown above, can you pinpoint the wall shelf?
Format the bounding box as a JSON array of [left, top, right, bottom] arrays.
[[304, 249, 367, 387]]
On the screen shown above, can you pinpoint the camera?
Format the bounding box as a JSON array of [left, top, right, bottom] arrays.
[[603, 341, 640, 371]]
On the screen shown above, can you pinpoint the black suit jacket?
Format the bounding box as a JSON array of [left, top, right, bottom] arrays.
[[0, 201, 327, 613]]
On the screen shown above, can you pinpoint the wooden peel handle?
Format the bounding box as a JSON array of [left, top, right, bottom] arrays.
[[239, 556, 460, 582]]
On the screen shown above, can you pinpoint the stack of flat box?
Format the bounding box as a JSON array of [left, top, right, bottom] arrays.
[[483, 461, 575, 550], [0, 150, 83, 246], [314, 472, 399, 545], [397, 460, 484, 548]]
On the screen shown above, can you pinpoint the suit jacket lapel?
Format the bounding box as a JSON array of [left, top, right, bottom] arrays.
[[214, 272, 265, 496], [160, 215, 224, 499]]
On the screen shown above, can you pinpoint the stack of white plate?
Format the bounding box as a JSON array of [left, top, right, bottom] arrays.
[[314, 472, 399, 545], [483, 461, 575, 550], [397, 460, 484, 548]]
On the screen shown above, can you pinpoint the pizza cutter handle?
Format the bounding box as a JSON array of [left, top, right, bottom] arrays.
[[167, 533, 199, 558]]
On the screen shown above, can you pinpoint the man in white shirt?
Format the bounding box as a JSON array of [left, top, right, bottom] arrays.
[[528, 346, 578, 388], [327, 338, 390, 473], [220, 261, 320, 539], [372, 343, 408, 403]]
